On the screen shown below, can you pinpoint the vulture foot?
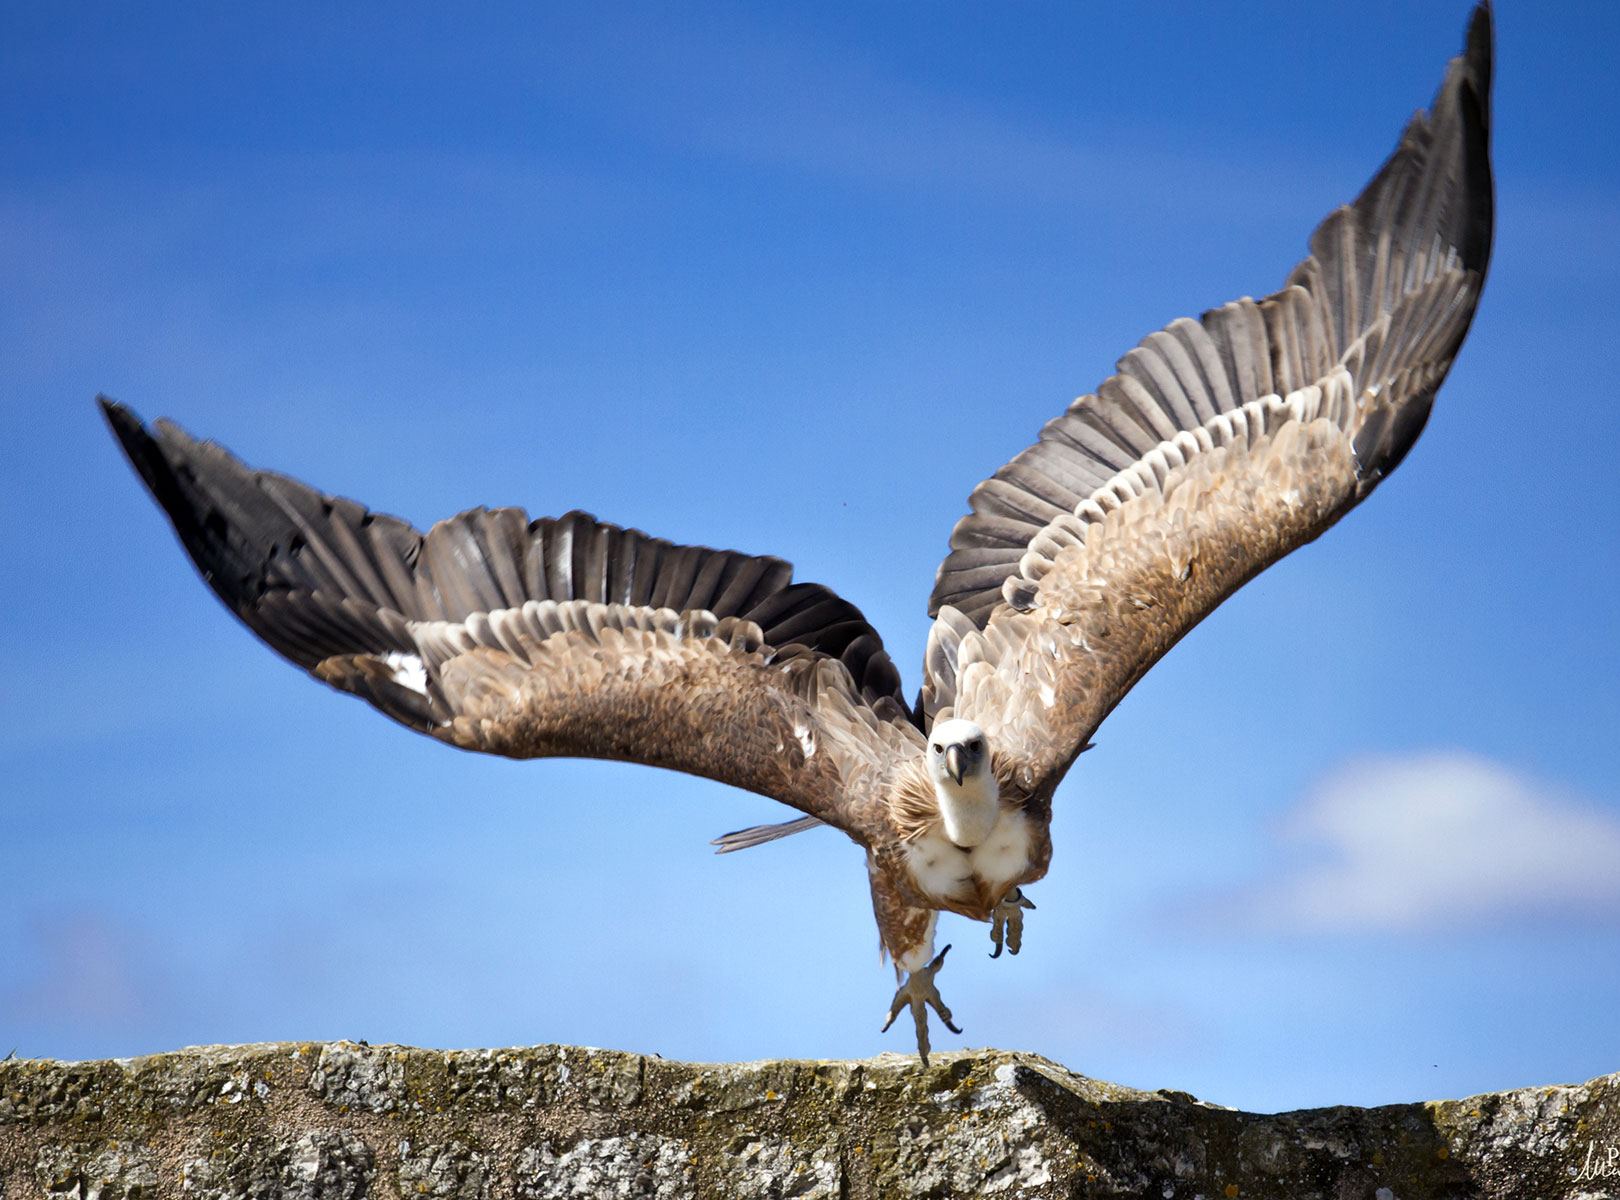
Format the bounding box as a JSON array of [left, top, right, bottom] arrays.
[[989, 887, 1036, 959], [881, 944, 960, 1066]]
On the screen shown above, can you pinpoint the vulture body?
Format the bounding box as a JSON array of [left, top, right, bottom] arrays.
[[103, 5, 1493, 1064]]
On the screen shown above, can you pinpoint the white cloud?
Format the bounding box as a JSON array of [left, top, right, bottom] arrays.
[[1212, 754, 1620, 933]]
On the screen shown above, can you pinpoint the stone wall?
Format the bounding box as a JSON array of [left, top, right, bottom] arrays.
[[1, 1042, 1615, 1198]]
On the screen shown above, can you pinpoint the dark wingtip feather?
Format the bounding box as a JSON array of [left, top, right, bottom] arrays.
[[1467, 3, 1493, 108], [99, 397, 179, 520], [97, 394, 132, 434], [1337, 2, 1493, 284], [98, 398, 238, 600], [1458, 1, 1495, 274]]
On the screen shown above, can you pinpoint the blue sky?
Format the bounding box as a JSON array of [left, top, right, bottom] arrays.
[[3, 2, 1617, 1114]]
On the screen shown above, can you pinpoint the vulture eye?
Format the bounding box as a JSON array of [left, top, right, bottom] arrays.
[[931, 744, 942, 754], [969, 739, 983, 753]]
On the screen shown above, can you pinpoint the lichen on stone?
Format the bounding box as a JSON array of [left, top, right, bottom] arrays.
[[515, 1133, 692, 1200], [35, 1143, 159, 1199], [306, 1042, 407, 1115], [178, 1129, 373, 1200], [397, 1137, 492, 1198]]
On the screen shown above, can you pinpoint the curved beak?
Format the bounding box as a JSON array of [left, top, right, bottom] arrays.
[[944, 743, 967, 786]]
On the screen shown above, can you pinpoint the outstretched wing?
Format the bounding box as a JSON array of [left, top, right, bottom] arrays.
[[921, 5, 1493, 796], [102, 401, 921, 839]]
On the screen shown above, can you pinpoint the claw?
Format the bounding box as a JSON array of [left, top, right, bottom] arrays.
[[989, 887, 1036, 959], [880, 944, 961, 1067]]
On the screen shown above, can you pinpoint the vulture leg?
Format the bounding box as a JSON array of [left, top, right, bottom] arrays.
[[988, 887, 1037, 959], [880, 944, 961, 1067]]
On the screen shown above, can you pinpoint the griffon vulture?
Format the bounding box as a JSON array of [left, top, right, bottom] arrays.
[[102, 4, 1493, 1063]]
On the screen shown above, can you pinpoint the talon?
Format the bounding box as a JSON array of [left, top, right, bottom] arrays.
[[881, 944, 961, 1067], [989, 887, 1036, 959]]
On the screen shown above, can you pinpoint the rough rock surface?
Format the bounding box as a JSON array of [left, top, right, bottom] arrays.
[[1, 1042, 1615, 1198]]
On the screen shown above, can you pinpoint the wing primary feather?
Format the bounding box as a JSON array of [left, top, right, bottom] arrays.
[[477, 508, 531, 610], [628, 531, 666, 606], [709, 554, 772, 615], [562, 511, 596, 605], [421, 515, 500, 619], [649, 544, 701, 611], [603, 523, 638, 604], [681, 549, 733, 614], [542, 514, 575, 603]]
